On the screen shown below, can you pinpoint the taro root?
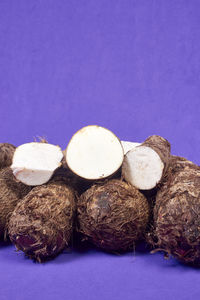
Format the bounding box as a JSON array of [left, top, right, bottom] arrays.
[[0, 143, 16, 169], [0, 167, 31, 238], [151, 156, 200, 265], [8, 180, 76, 262], [122, 135, 171, 190], [11, 142, 63, 186], [65, 125, 124, 180], [77, 179, 150, 252]]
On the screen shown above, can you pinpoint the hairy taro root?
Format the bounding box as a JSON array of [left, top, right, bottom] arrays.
[[0, 167, 31, 238], [0, 143, 16, 169], [77, 179, 150, 252], [122, 135, 171, 190], [8, 181, 76, 262], [150, 156, 200, 265]]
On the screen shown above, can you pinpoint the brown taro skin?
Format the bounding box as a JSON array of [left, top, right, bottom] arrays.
[[8, 181, 76, 262], [142, 135, 171, 177], [77, 179, 150, 252], [152, 156, 200, 265], [0, 167, 31, 238], [0, 143, 16, 169]]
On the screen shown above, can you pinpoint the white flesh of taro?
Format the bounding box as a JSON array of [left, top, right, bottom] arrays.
[[66, 126, 124, 180], [122, 146, 164, 190], [121, 141, 141, 155], [11, 143, 63, 186]]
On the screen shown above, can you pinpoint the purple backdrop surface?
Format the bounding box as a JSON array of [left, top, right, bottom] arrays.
[[0, 1, 200, 299]]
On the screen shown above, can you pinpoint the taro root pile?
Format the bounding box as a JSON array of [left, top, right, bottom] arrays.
[[0, 125, 199, 265]]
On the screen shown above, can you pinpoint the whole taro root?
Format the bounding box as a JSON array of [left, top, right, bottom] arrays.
[[150, 156, 200, 265], [8, 180, 76, 262], [77, 179, 150, 252]]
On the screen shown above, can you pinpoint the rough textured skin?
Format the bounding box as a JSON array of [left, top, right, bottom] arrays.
[[142, 135, 171, 176], [151, 156, 200, 265], [77, 179, 150, 252], [8, 181, 76, 262], [0, 168, 31, 238], [0, 143, 16, 169], [154, 155, 199, 219]]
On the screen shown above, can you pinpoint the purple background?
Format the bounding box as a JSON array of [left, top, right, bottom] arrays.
[[0, 1, 200, 299]]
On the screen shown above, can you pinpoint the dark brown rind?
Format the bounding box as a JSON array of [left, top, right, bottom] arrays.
[[151, 156, 200, 265], [77, 179, 150, 252], [154, 155, 199, 220], [0, 143, 16, 169], [0, 168, 31, 238], [8, 181, 76, 262], [142, 135, 171, 177]]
